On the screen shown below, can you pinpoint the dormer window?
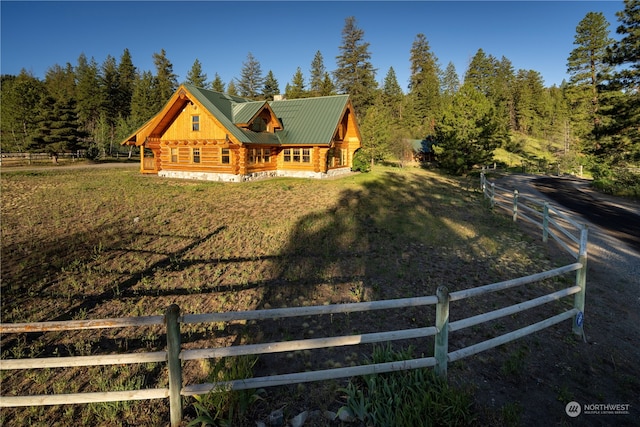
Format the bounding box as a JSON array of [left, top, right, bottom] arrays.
[[251, 117, 267, 132], [192, 115, 200, 131]]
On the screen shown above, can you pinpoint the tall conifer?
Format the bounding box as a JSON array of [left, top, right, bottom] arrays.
[[237, 52, 264, 99], [186, 58, 209, 88], [333, 16, 377, 117]]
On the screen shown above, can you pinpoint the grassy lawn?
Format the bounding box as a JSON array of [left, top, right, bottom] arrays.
[[0, 165, 569, 425]]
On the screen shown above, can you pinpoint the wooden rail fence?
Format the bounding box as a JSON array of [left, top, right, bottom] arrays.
[[0, 173, 588, 426]]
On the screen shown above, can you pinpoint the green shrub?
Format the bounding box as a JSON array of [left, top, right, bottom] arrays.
[[85, 143, 102, 161], [187, 356, 264, 427], [339, 344, 475, 426], [351, 149, 371, 173]]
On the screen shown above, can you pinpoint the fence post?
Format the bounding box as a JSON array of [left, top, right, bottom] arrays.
[[573, 225, 588, 337], [165, 304, 182, 427], [480, 172, 486, 197], [435, 286, 450, 379], [542, 202, 549, 243], [512, 190, 519, 222]]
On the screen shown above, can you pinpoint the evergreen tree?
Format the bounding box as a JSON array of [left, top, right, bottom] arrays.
[[186, 58, 209, 88], [513, 69, 546, 137], [285, 67, 306, 99], [464, 50, 514, 135], [433, 83, 506, 175], [496, 56, 516, 132], [309, 50, 326, 97], [211, 73, 225, 93], [381, 67, 404, 120], [75, 53, 103, 133], [602, 0, 640, 165], [237, 52, 264, 99], [117, 48, 136, 119], [319, 72, 336, 96], [441, 62, 460, 98], [44, 63, 76, 105], [130, 71, 159, 126], [101, 54, 120, 127], [464, 49, 496, 96], [262, 70, 280, 100], [566, 11, 614, 146], [227, 80, 238, 96], [31, 95, 86, 160], [153, 49, 178, 107], [408, 33, 441, 135], [333, 16, 377, 116], [359, 96, 392, 167], [0, 70, 45, 151]]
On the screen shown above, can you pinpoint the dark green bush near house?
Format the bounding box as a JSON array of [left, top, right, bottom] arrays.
[[351, 149, 371, 173]]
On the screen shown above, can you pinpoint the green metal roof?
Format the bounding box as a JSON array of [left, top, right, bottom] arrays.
[[269, 95, 349, 145], [183, 84, 349, 146], [232, 101, 265, 124]]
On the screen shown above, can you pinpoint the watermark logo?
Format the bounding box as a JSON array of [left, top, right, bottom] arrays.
[[565, 401, 581, 417], [565, 401, 631, 417]]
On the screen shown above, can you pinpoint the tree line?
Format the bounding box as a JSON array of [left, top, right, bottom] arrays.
[[1, 0, 637, 183]]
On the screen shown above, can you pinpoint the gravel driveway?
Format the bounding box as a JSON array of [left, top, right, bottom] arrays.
[[491, 173, 639, 426]]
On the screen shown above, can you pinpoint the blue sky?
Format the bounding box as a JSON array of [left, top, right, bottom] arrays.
[[1, 1, 624, 92]]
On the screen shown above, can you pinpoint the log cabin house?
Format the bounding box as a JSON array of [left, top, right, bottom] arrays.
[[121, 84, 362, 181]]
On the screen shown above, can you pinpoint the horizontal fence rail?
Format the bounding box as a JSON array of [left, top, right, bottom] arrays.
[[1, 173, 589, 426]]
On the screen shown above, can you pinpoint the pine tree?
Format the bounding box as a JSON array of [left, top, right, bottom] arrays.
[[130, 71, 159, 126], [566, 11, 614, 146], [319, 72, 336, 96], [31, 95, 86, 160], [333, 16, 377, 116], [75, 53, 103, 133], [237, 52, 264, 99], [153, 49, 178, 107], [186, 58, 209, 88], [262, 70, 280, 100], [381, 67, 403, 120], [309, 50, 326, 97], [285, 67, 306, 99], [408, 33, 441, 135], [211, 73, 225, 93], [0, 70, 45, 151], [44, 63, 76, 105], [495, 56, 516, 132], [513, 70, 546, 137], [227, 80, 238, 96], [441, 62, 460, 98], [117, 48, 136, 119], [434, 83, 506, 175], [359, 96, 392, 167], [602, 0, 640, 165], [101, 54, 120, 127], [464, 49, 496, 96]]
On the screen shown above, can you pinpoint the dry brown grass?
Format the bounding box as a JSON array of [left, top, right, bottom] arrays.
[[1, 165, 564, 425]]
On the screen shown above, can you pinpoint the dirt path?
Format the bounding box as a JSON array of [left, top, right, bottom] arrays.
[[488, 174, 639, 426], [0, 161, 139, 173]]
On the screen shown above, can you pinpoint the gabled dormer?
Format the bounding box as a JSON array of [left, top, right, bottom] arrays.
[[233, 102, 283, 133]]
